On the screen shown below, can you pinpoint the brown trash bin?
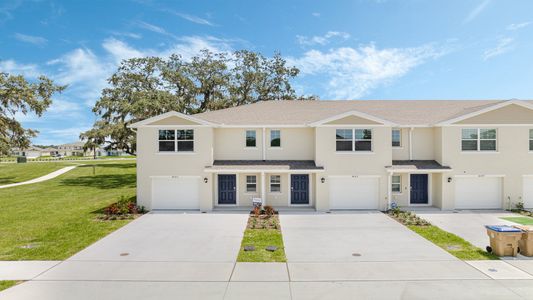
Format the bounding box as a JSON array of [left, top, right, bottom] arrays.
[[485, 225, 523, 257], [514, 225, 533, 257]]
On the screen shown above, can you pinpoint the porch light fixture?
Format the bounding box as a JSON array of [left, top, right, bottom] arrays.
[[321, 177, 325, 183], [447, 177, 452, 183], [204, 177, 208, 183]]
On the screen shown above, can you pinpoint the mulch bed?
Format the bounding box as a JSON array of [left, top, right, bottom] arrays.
[[247, 214, 280, 230]]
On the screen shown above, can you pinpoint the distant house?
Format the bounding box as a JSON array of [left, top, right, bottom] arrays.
[[11, 146, 47, 158], [57, 142, 88, 157]]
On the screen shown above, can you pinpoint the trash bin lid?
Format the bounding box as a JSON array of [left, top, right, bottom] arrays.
[[514, 225, 533, 232], [485, 225, 522, 232]]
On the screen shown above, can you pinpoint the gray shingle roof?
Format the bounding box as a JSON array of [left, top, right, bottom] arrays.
[[194, 100, 532, 126], [388, 160, 451, 170], [210, 160, 324, 170]]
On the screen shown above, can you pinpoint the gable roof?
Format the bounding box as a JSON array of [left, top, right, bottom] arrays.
[[434, 99, 533, 125], [128, 111, 217, 128], [193, 100, 533, 126]]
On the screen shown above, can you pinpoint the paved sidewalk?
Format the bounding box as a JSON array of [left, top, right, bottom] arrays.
[[0, 165, 80, 189], [3, 212, 533, 299], [0, 261, 61, 280]]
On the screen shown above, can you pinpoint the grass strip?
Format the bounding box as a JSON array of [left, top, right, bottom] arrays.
[[237, 213, 286, 262], [0, 281, 18, 292], [501, 216, 533, 225], [408, 225, 499, 260], [387, 209, 498, 260]]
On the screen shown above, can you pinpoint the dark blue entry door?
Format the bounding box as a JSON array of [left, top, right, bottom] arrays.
[[218, 174, 236, 204], [410, 174, 428, 204], [291, 174, 309, 205]]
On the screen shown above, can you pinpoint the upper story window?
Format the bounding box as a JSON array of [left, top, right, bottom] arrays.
[[530, 129, 533, 151], [270, 130, 281, 147], [461, 128, 496, 152], [246, 130, 256, 148], [158, 129, 194, 152], [392, 129, 401, 147], [336, 129, 372, 152]]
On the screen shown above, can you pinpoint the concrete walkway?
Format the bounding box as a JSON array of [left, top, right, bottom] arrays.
[[0, 165, 80, 189]]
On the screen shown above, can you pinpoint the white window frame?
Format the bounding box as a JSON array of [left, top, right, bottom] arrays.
[[246, 175, 257, 193], [157, 129, 194, 153], [270, 175, 281, 193], [392, 129, 402, 148], [391, 175, 401, 194], [270, 129, 281, 148], [245, 130, 257, 148], [461, 128, 497, 152], [336, 128, 373, 152]]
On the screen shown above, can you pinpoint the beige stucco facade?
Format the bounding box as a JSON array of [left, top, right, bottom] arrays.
[[133, 101, 533, 211]]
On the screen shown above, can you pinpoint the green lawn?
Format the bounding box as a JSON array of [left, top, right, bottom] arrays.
[[501, 216, 533, 225], [0, 162, 74, 185], [409, 225, 499, 260], [0, 161, 136, 260], [237, 229, 286, 262], [0, 281, 18, 291]]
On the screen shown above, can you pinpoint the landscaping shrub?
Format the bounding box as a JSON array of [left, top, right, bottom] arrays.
[[100, 196, 145, 220], [388, 207, 430, 226], [264, 205, 276, 216]]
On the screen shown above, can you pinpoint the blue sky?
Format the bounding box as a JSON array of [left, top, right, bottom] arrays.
[[1, 0, 533, 145]]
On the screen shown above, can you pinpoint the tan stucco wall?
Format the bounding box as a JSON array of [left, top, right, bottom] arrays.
[[213, 128, 315, 160], [136, 126, 214, 211], [325, 115, 381, 125], [457, 105, 533, 124], [390, 173, 409, 206], [314, 126, 392, 211], [412, 128, 435, 160], [439, 125, 533, 209], [149, 116, 199, 126], [265, 128, 315, 160]]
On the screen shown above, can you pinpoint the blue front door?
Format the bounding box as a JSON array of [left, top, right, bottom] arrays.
[[218, 174, 236, 204], [291, 174, 309, 205], [410, 174, 428, 204]]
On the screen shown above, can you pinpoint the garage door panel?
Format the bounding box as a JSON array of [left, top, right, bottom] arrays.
[[152, 177, 200, 209], [523, 177, 533, 209], [455, 177, 502, 209], [329, 177, 379, 209]]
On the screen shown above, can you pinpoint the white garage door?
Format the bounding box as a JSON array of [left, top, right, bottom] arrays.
[[151, 177, 200, 209], [523, 177, 533, 209], [329, 176, 379, 209], [455, 177, 502, 209]]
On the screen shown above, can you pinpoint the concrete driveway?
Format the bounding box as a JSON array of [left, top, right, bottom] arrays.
[[281, 211, 455, 262], [416, 210, 519, 250]]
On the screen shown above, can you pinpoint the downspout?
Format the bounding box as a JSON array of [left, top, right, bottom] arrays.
[[387, 172, 392, 210], [409, 127, 414, 160], [262, 127, 266, 161]]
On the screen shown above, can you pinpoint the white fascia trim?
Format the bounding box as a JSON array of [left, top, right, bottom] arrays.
[[308, 110, 397, 127], [434, 99, 533, 126], [218, 124, 308, 128], [454, 174, 506, 178], [149, 175, 202, 179], [327, 175, 382, 178], [128, 111, 218, 128], [443, 124, 533, 127], [204, 169, 325, 173], [386, 169, 453, 173]]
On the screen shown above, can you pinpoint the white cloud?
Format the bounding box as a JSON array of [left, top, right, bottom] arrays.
[[110, 31, 142, 39], [311, 12, 320, 17], [507, 22, 531, 31], [483, 37, 514, 60], [289, 43, 447, 99], [464, 0, 490, 23], [0, 59, 40, 77], [136, 21, 168, 35], [14, 33, 48, 46], [171, 11, 214, 26], [296, 31, 350, 46], [102, 38, 145, 63]]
